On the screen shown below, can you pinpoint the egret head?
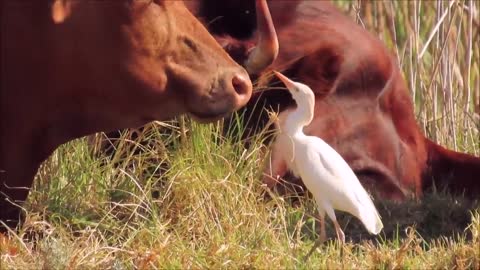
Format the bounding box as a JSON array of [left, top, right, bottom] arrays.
[[273, 71, 315, 127], [273, 71, 315, 106]]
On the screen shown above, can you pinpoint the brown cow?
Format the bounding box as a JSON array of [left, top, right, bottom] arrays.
[[0, 0, 277, 229], [190, 1, 480, 200]]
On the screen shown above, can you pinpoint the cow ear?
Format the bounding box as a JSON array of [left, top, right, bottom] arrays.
[[51, 0, 72, 24]]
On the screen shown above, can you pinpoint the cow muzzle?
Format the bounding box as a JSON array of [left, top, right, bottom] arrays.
[[188, 68, 252, 122]]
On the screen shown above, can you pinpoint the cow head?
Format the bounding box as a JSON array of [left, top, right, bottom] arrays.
[[246, 1, 479, 201], [256, 2, 428, 201], [44, 0, 262, 125], [0, 0, 278, 228]]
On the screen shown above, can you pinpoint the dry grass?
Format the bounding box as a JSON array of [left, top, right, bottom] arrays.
[[1, 1, 479, 269], [1, 121, 479, 269], [345, 0, 479, 155]]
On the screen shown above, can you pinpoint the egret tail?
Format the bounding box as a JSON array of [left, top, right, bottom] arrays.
[[358, 205, 383, 234]]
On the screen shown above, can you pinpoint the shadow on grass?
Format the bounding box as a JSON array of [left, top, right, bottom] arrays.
[[272, 183, 479, 244]]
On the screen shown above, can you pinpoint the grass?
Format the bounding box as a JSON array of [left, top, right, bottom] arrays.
[[1, 0, 479, 269], [1, 121, 479, 269]]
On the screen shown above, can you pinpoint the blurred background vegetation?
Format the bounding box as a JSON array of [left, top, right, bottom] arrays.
[[342, 0, 479, 155]]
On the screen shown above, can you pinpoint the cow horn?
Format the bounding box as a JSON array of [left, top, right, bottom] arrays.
[[244, 0, 279, 75]]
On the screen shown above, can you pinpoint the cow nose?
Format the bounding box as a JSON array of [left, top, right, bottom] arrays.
[[230, 71, 253, 105], [232, 73, 250, 95]]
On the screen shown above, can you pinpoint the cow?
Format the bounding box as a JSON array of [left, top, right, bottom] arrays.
[[188, 0, 480, 201], [0, 0, 278, 229]]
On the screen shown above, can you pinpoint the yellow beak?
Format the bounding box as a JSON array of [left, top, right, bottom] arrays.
[[273, 71, 296, 90]]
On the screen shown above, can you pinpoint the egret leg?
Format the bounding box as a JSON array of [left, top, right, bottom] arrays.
[[303, 209, 326, 262], [325, 206, 345, 244], [333, 220, 345, 244], [318, 210, 327, 243]]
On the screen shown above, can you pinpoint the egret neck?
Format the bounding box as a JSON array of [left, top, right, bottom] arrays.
[[283, 101, 314, 136]]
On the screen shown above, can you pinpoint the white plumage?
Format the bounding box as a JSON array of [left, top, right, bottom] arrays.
[[269, 71, 383, 243]]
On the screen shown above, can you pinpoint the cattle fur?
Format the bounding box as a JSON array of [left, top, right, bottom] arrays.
[[189, 0, 480, 200], [1, 0, 255, 229]]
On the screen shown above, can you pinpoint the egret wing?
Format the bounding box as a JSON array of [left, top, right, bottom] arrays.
[[305, 137, 377, 211]]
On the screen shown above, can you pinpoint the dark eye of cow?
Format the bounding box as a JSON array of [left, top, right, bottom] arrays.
[[182, 37, 199, 53]]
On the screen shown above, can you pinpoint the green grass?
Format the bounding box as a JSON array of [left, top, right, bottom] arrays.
[[1, 1, 479, 269], [1, 120, 479, 269]]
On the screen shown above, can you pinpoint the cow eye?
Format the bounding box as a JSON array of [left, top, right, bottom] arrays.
[[182, 37, 199, 53]]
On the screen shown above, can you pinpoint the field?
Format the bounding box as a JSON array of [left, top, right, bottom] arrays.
[[1, 1, 479, 269]]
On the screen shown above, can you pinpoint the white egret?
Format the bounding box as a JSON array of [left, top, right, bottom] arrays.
[[268, 71, 383, 243]]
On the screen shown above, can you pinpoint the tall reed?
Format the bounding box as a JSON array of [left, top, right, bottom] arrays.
[[340, 0, 479, 154]]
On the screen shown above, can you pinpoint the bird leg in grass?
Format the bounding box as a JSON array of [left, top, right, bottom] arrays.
[[319, 214, 327, 243], [333, 220, 346, 244], [304, 217, 346, 262], [323, 206, 346, 244], [303, 213, 327, 262]]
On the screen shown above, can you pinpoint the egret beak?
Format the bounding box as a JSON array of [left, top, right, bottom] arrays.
[[273, 71, 296, 91]]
